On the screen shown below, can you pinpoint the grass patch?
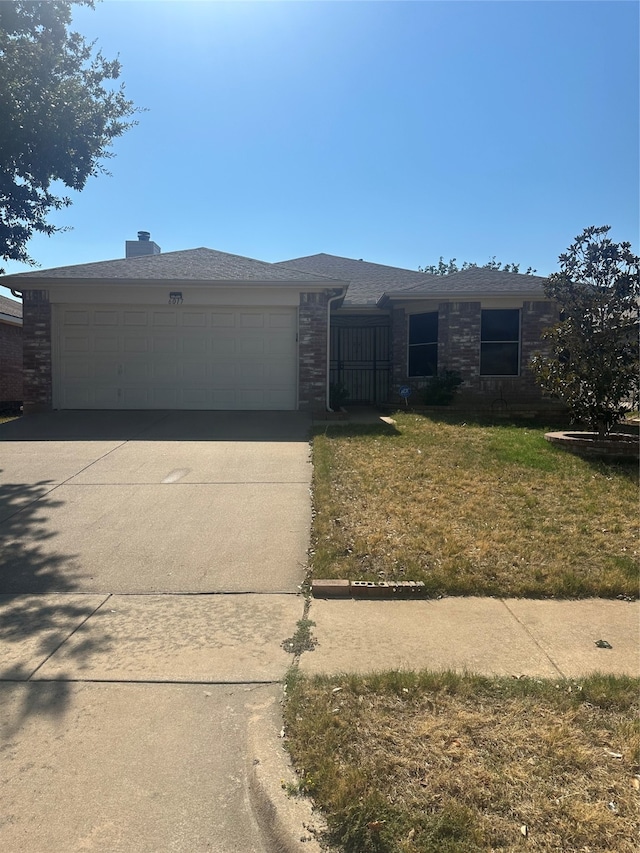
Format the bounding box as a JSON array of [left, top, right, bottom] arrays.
[[284, 671, 640, 853], [311, 413, 638, 598]]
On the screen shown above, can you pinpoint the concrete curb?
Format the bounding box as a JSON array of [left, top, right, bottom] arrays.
[[246, 692, 328, 853]]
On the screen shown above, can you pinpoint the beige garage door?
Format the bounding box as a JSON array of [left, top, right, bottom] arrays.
[[55, 305, 298, 410]]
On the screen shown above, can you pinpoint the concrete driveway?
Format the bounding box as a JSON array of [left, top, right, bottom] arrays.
[[0, 410, 312, 594], [0, 411, 312, 852]]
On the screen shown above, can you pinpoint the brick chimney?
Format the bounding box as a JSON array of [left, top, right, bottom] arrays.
[[125, 231, 161, 258]]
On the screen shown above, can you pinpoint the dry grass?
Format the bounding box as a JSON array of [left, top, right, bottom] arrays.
[[311, 413, 638, 598], [284, 671, 640, 853]]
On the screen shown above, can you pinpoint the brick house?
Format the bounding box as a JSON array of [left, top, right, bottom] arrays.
[[1, 235, 558, 414], [0, 294, 23, 408]]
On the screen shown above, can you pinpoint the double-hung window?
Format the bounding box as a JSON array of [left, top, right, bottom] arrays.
[[480, 309, 520, 376], [408, 312, 438, 376]]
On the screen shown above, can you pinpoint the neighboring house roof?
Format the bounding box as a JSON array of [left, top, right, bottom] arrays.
[[0, 294, 23, 323], [2, 247, 345, 285], [276, 253, 430, 307]]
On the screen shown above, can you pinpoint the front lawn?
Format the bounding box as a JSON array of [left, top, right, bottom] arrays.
[[311, 413, 638, 598], [284, 671, 640, 853]]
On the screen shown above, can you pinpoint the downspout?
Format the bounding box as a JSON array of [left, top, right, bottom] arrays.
[[326, 288, 345, 411]]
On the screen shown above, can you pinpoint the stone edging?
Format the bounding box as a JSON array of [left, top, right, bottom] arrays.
[[545, 431, 639, 460]]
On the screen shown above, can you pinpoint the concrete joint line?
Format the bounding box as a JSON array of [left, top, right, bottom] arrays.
[[62, 480, 311, 487], [105, 590, 303, 597], [26, 593, 112, 681], [499, 598, 566, 679], [1, 436, 134, 528], [0, 482, 59, 526], [27, 677, 283, 686]]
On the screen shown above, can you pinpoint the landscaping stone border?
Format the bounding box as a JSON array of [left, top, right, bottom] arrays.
[[545, 431, 639, 460]]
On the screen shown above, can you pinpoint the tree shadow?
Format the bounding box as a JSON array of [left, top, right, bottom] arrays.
[[0, 478, 81, 593], [0, 478, 113, 732]]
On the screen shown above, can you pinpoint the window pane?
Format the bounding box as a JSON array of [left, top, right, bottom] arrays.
[[481, 309, 519, 342], [409, 343, 437, 376], [409, 312, 438, 345], [481, 343, 519, 375]]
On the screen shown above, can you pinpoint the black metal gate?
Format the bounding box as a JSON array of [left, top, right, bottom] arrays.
[[330, 316, 391, 404]]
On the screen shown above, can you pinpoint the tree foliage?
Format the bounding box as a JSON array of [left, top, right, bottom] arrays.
[[0, 0, 138, 273], [531, 225, 640, 436], [419, 256, 537, 275]]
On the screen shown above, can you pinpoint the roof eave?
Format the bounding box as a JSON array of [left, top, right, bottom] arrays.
[[0, 312, 22, 325], [377, 289, 548, 308], [5, 276, 349, 290]]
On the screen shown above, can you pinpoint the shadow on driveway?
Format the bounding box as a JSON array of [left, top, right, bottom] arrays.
[[0, 410, 312, 442]]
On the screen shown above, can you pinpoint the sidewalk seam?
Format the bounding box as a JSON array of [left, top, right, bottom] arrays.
[[26, 594, 112, 681], [499, 598, 567, 679]]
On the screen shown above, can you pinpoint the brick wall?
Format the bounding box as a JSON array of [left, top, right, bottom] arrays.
[[440, 299, 558, 407], [388, 299, 560, 410], [390, 306, 407, 391], [439, 301, 482, 382], [22, 289, 52, 414], [299, 292, 329, 410], [0, 320, 23, 404]]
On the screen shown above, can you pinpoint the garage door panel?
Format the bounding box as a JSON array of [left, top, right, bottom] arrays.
[[239, 313, 264, 328], [212, 337, 236, 356], [152, 312, 177, 327], [183, 337, 208, 356], [269, 312, 295, 329], [124, 312, 147, 326], [182, 363, 207, 381], [63, 362, 90, 380], [124, 337, 147, 352], [123, 387, 150, 407], [152, 337, 178, 354], [239, 338, 265, 356], [122, 362, 150, 382], [182, 312, 207, 327], [64, 310, 90, 325], [94, 311, 118, 325], [64, 335, 90, 352], [56, 305, 298, 410], [94, 336, 119, 353], [211, 312, 235, 327]]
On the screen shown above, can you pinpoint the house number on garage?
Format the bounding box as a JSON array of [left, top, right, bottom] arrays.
[[169, 291, 184, 305]]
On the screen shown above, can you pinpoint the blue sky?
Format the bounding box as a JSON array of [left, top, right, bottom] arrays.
[[2, 0, 638, 284]]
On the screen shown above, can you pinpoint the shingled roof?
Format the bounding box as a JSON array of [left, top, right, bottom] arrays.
[[379, 267, 548, 303], [3, 247, 345, 284], [0, 294, 22, 320], [277, 254, 547, 307], [276, 253, 429, 306]]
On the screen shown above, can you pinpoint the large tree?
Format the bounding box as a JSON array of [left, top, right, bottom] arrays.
[[0, 0, 138, 273], [531, 225, 640, 436], [419, 256, 537, 275]]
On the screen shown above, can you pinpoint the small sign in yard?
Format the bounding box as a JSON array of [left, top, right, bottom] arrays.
[[399, 385, 412, 406]]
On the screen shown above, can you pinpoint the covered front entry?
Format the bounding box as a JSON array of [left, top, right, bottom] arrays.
[[330, 314, 391, 404], [53, 304, 298, 410]]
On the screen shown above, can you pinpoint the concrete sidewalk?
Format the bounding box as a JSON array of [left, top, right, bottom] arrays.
[[300, 595, 640, 678], [251, 593, 640, 853]]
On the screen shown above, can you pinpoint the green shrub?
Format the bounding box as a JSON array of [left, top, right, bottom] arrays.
[[329, 383, 350, 410], [423, 371, 463, 405]]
